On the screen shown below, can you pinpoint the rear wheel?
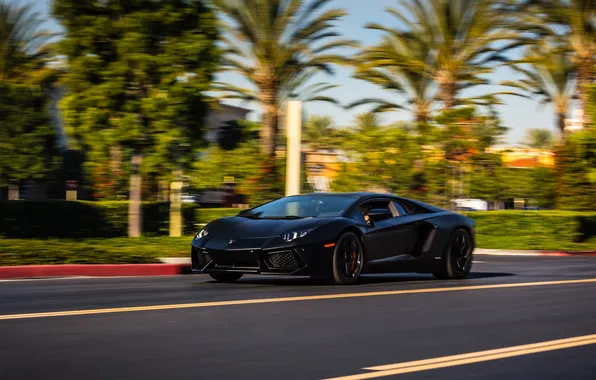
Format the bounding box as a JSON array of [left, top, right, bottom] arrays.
[[208, 272, 243, 283], [332, 232, 364, 285], [433, 228, 473, 280]]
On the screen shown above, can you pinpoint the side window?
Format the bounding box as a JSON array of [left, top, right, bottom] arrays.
[[390, 201, 407, 216], [360, 200, 395, 225], [393, 199, 418, 215]]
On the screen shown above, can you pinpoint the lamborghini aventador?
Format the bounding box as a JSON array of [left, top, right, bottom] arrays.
[[190, 192, 475, 285]]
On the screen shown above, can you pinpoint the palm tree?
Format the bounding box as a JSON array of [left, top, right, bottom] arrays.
[[347, 36, 434, 124], [500, 45, 575, 137], [214, 0, 355, 158], [354, 112, 382, 133], [303, 115, 333, 150], [0, 1, 53, 82], [522, 128, 555, 149], [362, 0, 523, 111], [518, 0, 596, 125]]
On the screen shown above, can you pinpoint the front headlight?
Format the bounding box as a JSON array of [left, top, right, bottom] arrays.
[[281, 229, 312, 243], [195, 227, 208, 240]]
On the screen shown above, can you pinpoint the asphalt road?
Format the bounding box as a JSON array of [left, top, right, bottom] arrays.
[[1, 255, 595, 380]]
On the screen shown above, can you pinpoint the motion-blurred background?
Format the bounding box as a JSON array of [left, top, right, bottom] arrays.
[[0, 1, 595, 261]]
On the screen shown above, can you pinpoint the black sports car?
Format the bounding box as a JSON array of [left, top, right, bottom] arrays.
[[190, 192, 475, 285]]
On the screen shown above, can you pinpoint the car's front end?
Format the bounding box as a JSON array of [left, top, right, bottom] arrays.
[[190, 218, 344, 277]]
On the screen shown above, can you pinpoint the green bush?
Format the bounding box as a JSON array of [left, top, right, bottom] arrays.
[[463, 211, 596, 250]]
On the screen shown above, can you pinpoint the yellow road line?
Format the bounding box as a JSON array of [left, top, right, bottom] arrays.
[[0, 278, 594, 321], [323, 334, 596, 380]]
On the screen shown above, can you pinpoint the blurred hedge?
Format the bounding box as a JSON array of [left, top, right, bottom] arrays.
[[0, 237, 192, 265], [0, 201, 239, 238], [463, 211, 596, 250], [3, 202, 595, 250]]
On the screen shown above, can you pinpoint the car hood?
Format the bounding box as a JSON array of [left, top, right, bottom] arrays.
[[206, 216, 333, 238]]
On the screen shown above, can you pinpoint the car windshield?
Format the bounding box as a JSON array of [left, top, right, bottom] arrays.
[[239, 194, 358, 219]]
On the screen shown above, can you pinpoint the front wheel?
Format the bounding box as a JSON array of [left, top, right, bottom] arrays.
[[208, 272, 243, 283], [433, 228, 473, 280], [332, 232, 364, 285]]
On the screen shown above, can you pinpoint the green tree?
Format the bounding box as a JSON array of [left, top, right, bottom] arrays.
[[303, 115, 333, 150], [0, 1, 55, 83], [521, 128, 555, 149], [353, 112, 382, 133], [0, 2, 59, 199], [519, 0, 596, 125], [0, 83, 59, 196], [191, 140, 285, 206], [54, 0, 220, 236], [468, 153, 506, 201], [554, 129, 596, 210], [500, 45, 574, 137], [331, 127, 422, 195], [435, 107, 506, 158], [214, 0, 354, 158], [362, 0, 522, 111], [348, 36, 434, 124]]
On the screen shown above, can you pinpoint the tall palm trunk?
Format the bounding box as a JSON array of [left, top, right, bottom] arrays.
[[556, 110, 567, 142], [576, 58, 592, 126], [128, 153, 143, 237], [438, 77, 456, 110], [415, 103, 429, 124], [261, 101, 279, 159]]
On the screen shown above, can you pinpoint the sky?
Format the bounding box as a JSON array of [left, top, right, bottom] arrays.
[[29, 0, 569, 144]]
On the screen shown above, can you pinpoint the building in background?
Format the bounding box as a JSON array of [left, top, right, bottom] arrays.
[[204, 104, 252, 143], [486, 145, 555, 169], [303, 149, 348, 192]]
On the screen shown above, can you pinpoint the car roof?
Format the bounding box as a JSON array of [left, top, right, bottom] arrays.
[[294, 192, 445, 213], [293, 191, 397, 198]]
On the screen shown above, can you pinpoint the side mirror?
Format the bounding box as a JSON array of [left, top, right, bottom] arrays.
[[367, 208, 393, 223]]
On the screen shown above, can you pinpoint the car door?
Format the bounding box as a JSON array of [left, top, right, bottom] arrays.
[[361, 198, 411, 261], [388, 200, 421, 255]]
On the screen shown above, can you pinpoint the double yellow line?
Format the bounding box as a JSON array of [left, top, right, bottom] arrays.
[[325, 334, 596, 379]]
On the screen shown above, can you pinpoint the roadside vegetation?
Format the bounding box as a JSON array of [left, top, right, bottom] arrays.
[[1, 210, 595, 265]]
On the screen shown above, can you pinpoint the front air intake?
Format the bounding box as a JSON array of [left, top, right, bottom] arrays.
[[268, 251, 299, 268]]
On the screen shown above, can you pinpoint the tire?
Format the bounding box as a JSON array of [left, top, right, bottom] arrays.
[[433, 228, 473, 280], [332, 232, 364, 285], [208, 272, 243, 283]]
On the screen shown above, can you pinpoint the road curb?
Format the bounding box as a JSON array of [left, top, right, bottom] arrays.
[[0, 264, 191, 279]]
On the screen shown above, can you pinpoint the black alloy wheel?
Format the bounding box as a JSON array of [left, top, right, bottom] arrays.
[[433, 228, 473, 280], [332, 232, 364, 285]]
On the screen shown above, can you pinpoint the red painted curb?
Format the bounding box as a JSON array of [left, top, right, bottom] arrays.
[[540, 251, 596, 257], [0, 264, 190, 279]]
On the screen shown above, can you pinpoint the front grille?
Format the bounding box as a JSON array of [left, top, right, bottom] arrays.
[[208, 249, 260, 267], [268, 251, 298, 268]]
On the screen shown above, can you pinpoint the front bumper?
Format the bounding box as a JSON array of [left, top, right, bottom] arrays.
[[190, 242, 334, 277]]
